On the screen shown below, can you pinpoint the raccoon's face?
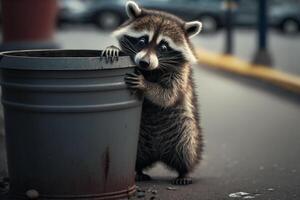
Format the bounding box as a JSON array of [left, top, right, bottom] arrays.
[[113, 1, 202, 71]]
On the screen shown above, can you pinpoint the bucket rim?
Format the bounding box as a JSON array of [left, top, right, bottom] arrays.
[[0, 49, 136, 70]]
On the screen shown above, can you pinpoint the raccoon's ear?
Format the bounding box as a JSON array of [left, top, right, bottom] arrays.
[[126, 1, 142, 19], [184, 21, 202, 38]]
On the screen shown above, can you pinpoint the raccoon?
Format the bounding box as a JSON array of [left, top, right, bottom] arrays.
[[103, 1, 203, 185]]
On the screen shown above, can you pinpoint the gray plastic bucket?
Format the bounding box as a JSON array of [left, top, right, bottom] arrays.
[[0, 49, 142, 199]]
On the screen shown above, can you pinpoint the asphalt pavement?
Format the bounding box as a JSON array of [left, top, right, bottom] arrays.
[[1, 27, 300, 200]]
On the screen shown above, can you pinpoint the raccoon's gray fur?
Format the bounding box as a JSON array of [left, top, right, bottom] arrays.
[[103, 1, 203, 185]]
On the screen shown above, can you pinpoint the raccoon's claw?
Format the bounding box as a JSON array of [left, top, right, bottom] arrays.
[[101, 45, 120, 62], [125, 73, 146, 91], [172, 176, 192, 185], [135, 173, 152, 182]]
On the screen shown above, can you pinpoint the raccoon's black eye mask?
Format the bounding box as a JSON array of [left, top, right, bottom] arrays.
[[119, 35, 143, 56], [123, 35, 149, 49], [157, 40, 183, 59], [156, 41, 186, 69], [120, 35, 185, 68]]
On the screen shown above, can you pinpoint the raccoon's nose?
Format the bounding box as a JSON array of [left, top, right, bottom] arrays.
[[139, 60, 150, 69]]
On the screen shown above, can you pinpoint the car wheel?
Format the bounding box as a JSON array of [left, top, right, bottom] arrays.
[[280, 19, 300, 34], [95, 11, 121, 30], [199, 15, 219, 32]]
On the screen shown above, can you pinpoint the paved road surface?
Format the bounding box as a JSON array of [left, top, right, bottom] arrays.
[[1, 28, 300, 199]]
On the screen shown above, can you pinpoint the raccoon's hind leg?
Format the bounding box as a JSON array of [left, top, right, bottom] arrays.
[[135, 171, 152, 182], [173, 174, 192, 185], [170, 159, 193, 185], [135, 156, 153, 182], [101, 45, 120, 62], [135, 158, 152, 181], [135, 140, 155, 182], [164, 128, 202, 185]]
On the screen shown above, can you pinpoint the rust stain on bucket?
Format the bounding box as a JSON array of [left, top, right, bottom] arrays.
[[103, 147, 110, 182]]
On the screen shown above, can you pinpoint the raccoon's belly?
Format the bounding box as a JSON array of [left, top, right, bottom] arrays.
[[140, 100, 183, 157]]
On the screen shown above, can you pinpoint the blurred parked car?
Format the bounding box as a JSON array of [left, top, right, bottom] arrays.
[[57, 0, 300, 34], [236, 0, 300, 34], [57, 0, 93, 25], [140, 0, 225, 32], [269, 2, 300, 34], [57, 0, 225, 32], [57, 0, 127, 29]]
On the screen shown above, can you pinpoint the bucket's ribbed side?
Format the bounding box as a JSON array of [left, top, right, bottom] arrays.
[[0, 63, 141, 199]]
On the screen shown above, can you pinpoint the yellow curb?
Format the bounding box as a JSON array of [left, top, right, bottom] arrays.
[[196, 48, 300, 94]]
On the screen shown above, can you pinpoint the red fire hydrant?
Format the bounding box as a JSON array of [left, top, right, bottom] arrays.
[[0, 0, 58, 51]]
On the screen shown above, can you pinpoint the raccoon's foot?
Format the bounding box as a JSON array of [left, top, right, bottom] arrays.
[[101, 45, 120, 62], [135, 172, 152, 182], [172, 176, 192, 185], [125, 72, 147, 91]]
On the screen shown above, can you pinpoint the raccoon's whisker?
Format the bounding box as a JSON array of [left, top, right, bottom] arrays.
[[159, 56, 180, 60], [158, 65, 169, 73], [120, 40, 134, 50], [158, 63, 169, 69], [160, 61, 180, 66], [163, 55, 182, 58], [123, 43, 136, 53], [122, 45, 136, 54], [122, 37, 137, 52], [120, 38, 137, 54], [159, 55, 183, 59], [160, 59, 181, 63], [159, 63, 177, 71], [159, 58, 183, 63], [120, 42, 137, 54]]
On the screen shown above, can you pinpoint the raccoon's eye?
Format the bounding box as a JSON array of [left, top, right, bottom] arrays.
[[159, 44, 168, 53], [138, 37, 147, 47]]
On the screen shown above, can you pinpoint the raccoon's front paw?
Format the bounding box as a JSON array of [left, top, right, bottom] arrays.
[[125, 72, 147, 91], [172, 176, 192, 185], [101, 45, 120, 62]]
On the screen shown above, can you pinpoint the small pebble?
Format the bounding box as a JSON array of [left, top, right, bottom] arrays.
[[243, 196, 255, 199], [267, 188, 274, 191], [137, 187, 145, 192], [166, 186, 177, 191], [26, 189, 39, 199], [229, 192, 249, 198], [151, 190, 158, 195], [137, 191, 146, 198]]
